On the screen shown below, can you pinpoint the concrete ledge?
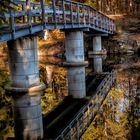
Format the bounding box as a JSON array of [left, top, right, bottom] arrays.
[[59, 61, 88, 67], [6, 83, 46, 96], [88, 54, 107, 59], [88, 50, 107, 55]]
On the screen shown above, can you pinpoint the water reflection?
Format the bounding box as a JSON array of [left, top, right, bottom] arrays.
[[88, 55, 107, 73], [82, 54, 140, 140], [0, 55, 140, 139], [67, 67, 86, 98]]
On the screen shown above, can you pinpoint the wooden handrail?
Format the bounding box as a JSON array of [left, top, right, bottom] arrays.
[[0, 0, 115, 42]]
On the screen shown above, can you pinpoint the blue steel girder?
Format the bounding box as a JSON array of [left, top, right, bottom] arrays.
[[0, 0, 115, 42]]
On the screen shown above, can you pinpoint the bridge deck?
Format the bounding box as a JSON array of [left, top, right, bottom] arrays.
[[0, 0, 115, 42]]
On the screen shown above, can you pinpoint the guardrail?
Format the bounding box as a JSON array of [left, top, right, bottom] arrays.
[[0, 0, 115, 42], [55, 70, 116, 140]]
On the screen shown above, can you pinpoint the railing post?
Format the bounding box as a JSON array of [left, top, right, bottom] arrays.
[[27, 1, 32, 34], [92, 10, 94, 25], [82, 4, 85, 25], [76, 119, 79, 139], [62, 0, 66, 28], [96, 11, 98, 27], [105, 17, 107, 30], [70, 1, 73, 27], [109, 19, 111, 31], [9, 0, 15, 39], [52, 0, 57, 28], [107, 17, 109, 31], [81, 113, 84, 132], [87, 106, 90, 126], [40, 0, 46, 29], [33, 5, 36, 23], [88, 7, 90, 25], [102, 16, 104, 29], [76, 3, 80, 27], [22, 3, 26, 23]]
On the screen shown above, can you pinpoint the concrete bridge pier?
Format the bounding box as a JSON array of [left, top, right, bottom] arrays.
[[88, 36, 106, 55], [7, 36, 45, 140], [89, 55, 106, 73], [67, 67, 86, 98], [93, 55, 103, 73], [64, 31, 87, 98]]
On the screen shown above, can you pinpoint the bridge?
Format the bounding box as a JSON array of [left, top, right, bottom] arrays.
[[0, 0, 115, 139], [0, 0, 115, 42]]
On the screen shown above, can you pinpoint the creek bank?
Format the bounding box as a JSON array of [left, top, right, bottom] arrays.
[[104, 18, 140, 55]]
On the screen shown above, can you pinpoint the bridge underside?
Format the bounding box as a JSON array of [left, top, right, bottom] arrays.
[[0, 23, 112, 42]]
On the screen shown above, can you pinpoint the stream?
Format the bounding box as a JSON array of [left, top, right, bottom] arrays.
[[0, 54, 140, 140]]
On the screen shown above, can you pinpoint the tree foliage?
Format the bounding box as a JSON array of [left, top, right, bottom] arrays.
[[74, 0, 140, 16]]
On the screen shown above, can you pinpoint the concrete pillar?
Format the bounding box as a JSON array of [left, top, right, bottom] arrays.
[[65, 31, 84, 63], [93, 36, 102, 52], [93, 56, 103, 73], [67, 67, 86, 98], [7, 36, 39, 88], [88, 36, 106, 55], [13, 93, 43, 140], [65, 31, 86, 98], [7, 36, 45, 140]]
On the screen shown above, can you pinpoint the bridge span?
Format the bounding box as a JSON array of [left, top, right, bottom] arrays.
[[0, 0, 115, 139], [0, 0, 115, 42]]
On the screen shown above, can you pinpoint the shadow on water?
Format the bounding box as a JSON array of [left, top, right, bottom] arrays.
[[0, 55, 140, 139]]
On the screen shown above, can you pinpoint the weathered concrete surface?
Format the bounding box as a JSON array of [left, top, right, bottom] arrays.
[[7, 36, 44, 140], [65, 31, 84, 63], [67, 67, 86, 98], [65, 31, 86, 98], [88, 36, 107, 55], [13, 94, 43, 140], [93, 56, 103, 73], [7, 37, 39, 88]]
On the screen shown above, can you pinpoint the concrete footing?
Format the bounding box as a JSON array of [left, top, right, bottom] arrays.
[[7, 36, 45, 140], [65, 31, 86, 98]]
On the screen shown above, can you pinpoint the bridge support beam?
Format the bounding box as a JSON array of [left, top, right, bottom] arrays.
[[7, 36, 45, 140], [89, 36, 106, 55], [64, 31, 86, 98]]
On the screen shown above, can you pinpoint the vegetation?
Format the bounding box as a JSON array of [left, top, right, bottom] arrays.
[[81, 86, 139, 140], [0, 62, 67, 139], [82, 58, 140, 140], [39, 64, 67, 116], [0, 0, 140, 139], [0, 68, 14, 139], [74, 0, 140, 16]]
